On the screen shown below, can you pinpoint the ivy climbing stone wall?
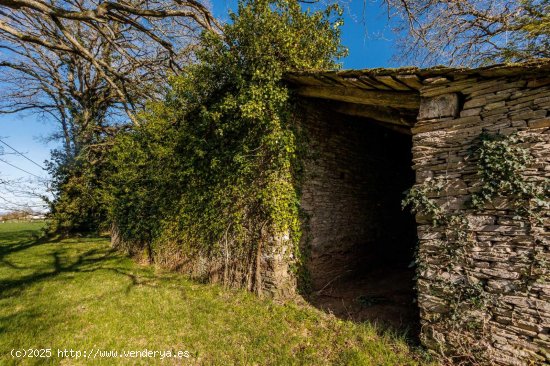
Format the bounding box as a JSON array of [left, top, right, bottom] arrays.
[[413, 72, 550, 365]]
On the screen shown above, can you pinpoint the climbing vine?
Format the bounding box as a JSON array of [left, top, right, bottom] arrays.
[[471, 132, 549, 219], [403, 131, 550, 363], [105, 0, 346, 293]]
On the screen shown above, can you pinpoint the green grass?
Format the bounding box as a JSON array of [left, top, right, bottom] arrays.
[[0, 222, 429, 365]]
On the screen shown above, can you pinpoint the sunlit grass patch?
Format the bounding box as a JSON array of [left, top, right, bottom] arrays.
[[0, 222, 431, 365]]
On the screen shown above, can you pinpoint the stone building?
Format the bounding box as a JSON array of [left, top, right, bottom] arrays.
[[278, 60, 549, 365], [111, 60, 550, 364]]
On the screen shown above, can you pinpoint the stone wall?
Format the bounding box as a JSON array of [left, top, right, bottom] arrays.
[[112, 223, 296, 299], [111, 63, 550, 364], [413, 73, 550, 365], [298, 102, 417, 291]]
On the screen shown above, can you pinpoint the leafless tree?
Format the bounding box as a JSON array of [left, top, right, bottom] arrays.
[[0, 0, 219, 129], [1, 37, 132, 158], [383, 0, 549, 66], [0, 177, 50, 212]]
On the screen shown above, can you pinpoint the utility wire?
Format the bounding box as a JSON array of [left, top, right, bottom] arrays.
[[0, 138, 45, 170], [0, 195, 45, 208], [0, 158, 43, 179]]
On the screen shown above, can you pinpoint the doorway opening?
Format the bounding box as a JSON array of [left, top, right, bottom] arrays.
[[301, 107, 419, 335]]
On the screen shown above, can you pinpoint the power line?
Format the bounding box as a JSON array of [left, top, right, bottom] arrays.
[[0, 158, 43, 179], [0, 195, 46, 209], [0, 138, 45, 170]]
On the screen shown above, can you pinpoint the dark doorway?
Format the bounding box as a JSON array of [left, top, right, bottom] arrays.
[[301, 107, 419, 336]]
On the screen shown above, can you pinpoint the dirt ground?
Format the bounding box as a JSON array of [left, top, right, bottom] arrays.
[[308, 261, 420, 337]]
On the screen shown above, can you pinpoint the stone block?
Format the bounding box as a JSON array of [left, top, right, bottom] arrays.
[[418, 93, 460, 120], [529, 118, 550, 129]]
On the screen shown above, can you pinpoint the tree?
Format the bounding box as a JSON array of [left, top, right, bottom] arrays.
[[0, 0, 219, 232], [504, 0, 550, 61], [0, 0, 220, 177], [0, 0, 219, 123], [384, 0, 549, 65]]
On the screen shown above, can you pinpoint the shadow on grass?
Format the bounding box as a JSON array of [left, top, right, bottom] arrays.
[[0, 232, 186, 300], [0, 308, 41, 334], [0, 233, 52, 270]]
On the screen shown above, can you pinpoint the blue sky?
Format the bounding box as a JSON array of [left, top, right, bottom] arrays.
[[0, 0, 399, 210]]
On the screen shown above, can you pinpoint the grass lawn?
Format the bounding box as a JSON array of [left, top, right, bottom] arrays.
[[0, 222, 430, 365]]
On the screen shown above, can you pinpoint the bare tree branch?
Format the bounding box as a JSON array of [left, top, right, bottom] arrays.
[[383, 0, 549, 66], [0, 0, 220, 126]]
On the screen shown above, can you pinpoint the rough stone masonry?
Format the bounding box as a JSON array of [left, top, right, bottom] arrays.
[[112, 61, 550, 365], [412, 67, 550, 365], [286, 60, 550, 365]]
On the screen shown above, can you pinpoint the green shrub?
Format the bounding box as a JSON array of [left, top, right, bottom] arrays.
[[105, 0, 346, 286]]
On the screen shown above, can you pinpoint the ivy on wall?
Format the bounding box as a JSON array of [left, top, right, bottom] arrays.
[[472, 133, 550, 220], [403, 132, 550, 363], [104, 0, 346, 293]]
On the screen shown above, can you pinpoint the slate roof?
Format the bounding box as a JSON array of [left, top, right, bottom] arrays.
[[283, 59, 550, 132]]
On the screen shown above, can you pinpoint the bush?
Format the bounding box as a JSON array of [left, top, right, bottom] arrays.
[[106, 0, 346, 286]]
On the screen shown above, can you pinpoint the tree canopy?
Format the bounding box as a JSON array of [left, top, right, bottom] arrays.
[[0, 0, 219, 123]]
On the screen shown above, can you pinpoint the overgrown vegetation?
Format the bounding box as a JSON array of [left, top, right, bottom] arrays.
[[402, 132, 550, 363], [0, 222, 428, 365], [45, 145, 110, 234], [471, 133, 550, 220], [105, 0, 346, 291]]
